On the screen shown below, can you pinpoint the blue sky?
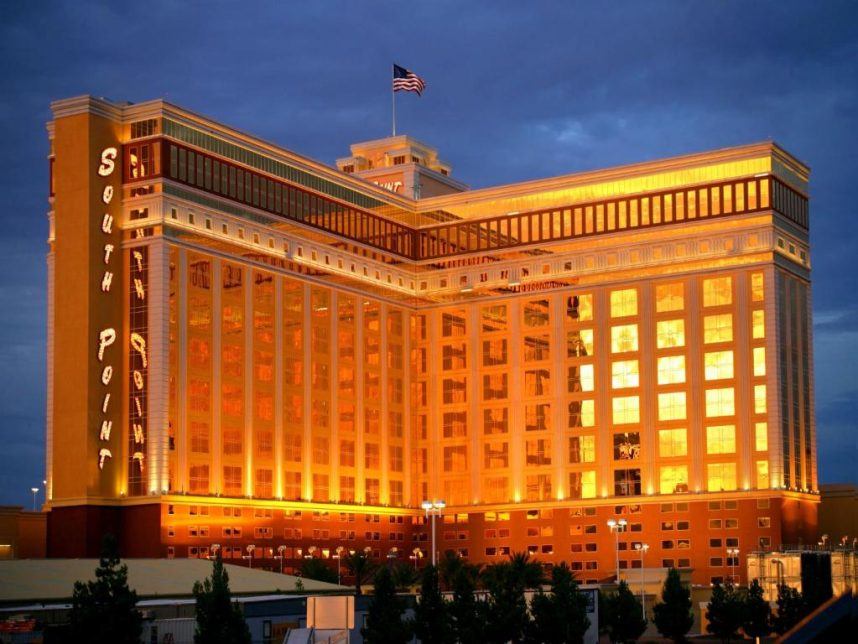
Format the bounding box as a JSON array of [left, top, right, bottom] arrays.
[[1, 1, 856, 506]]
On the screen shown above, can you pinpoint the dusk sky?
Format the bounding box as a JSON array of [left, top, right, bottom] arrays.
[[1, 1, 856, 507]]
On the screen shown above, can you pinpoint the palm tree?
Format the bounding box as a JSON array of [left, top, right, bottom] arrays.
[[508, 551, 545, 589], [391, 561, 419, 592], [344, 550, 377, 595]]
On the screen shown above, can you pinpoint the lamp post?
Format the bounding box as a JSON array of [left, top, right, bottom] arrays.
[[410, 547, 423, 570], [607, 518, 628, 582], [387, 547, 399, 569], [727, 548, 740, 585], [244, 544, 256, 568], [210, 543, 221, 559], [421, 500, 446, 567], [334, 546, 345, 584], [275, 545, 287, 574], [30, 487, 39, 512], [634, 543, 649, 620]]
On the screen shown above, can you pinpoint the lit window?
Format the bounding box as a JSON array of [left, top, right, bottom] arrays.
[[752, 310, 765, 339], [756, 460, 770, 488], [751, 273, 764, 302], [568, 364, 594, 393], [611, 324, 639, 353], [753, 347, 766, 376], [569, 436, 596, 463], [658, 429, 687, 457], [703, 314, 733, 344], [611, 360, 639, 389], [705, 388, 735, 417], [568, 400, 595, 428], [755, 422, 768, 451], [567, 329, 594, 357], [658, 392, 687, 421], [655, 283, 684, 312], [707, 462, 737, 491], [612, 396, 640, 424], [660, 465, 689, 494], [569, 471, 596, 499], [754, 385, 767, 414], [706, 425, 736, 455], [657, 355, 686, 385], [566, 294, 593, 322], [704, 350, 734, 380], [703, 276, 733, 307], [656, 319, 685, 348], [610, 289, 638, 318]]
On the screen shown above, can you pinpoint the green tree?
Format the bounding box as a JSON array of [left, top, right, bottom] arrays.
[[69, 535, 142, 644], [299, 558, 337, 584], [772, 583, 807, 635], [361, 566, 410, 644], [343, 549, 377, 595], [525, 563, 590, 644], [653, 568, 694, 642], [508, 551, 546, 588], [192, 555, 251, 644], [438, 549, 466, 590], [482, 561, 530, 644], [449, 565, 485, 643], [742, 579, 772, 642], [412, 565, 451, 644], [602, 580, 647, 643], [391, 561, 419, 592], [705, 582, 744, 643]]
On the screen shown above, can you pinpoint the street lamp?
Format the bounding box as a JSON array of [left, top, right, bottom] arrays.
[[333, 546, 345, 584], [30, 488, 39, 512], [634, 543, 649, 620], [210, 543, 221, 559], [410, 547, 424, 570], [607, 518, 628, 581], [305, 546, 317, 559], [244, 544, 256, 568], [727, 548, 740, 585], [421, 500, 446, 567], [387, 547, 399, 569], [275, 545, 287, 574]]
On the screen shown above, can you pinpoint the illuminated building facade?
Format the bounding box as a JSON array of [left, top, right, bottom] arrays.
[[45, 95, 817, 584]]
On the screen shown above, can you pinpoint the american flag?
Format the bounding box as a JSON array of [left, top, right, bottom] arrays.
[[393, 64, 426, 96]]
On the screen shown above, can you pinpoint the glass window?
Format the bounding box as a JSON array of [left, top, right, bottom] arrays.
[[752, 310, 765, 339], [614, 468, 642, 496], [703, 314, 733, 344], [612, 396, 640, 424], [658, 429, 687, 457], [611, 360, 639, 389], [568, 435, 596, 463], [705, 388, 735, 417], [754, 385, 767, 414], [567, 329, 594, 357], [610, 289, 638, 318], [658, 392, 687, 421], [568, 400, 595, 428], [755, 422, 768, 451], [481, 304, 507, 332], [703, 276, 733, 307], [660, 465, 689, 494], [482, 338, 508, 366], [569, 471, 596, 499], [707, 462, 737, 491], [704, 350, 734, 380], [751, 273, 764, 302], [523, 299, 550, 327], [753, 347, 766, 376], [756, 460, 770, 488], [566, 294, 593, 322], [613, 432, 641, 461], [524, 335, 551, 362], [656, 283, 684, 312], [656, 319, 685, 348], [568, 364, 594, 393], [611, 324, 639, 353], [706, 425, 736, 455], [657, 355, 686, 385]]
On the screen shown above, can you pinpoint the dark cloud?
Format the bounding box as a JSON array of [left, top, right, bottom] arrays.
[[1, 0, 857, 505]]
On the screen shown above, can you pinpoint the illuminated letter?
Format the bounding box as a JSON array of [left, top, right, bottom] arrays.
[[103, 244, 114, 264], [133, 278, 145, 300], [130, 332, 147, 368], [101, 365, 113, 386], [101, 271, 113, 292], [102, 185, 114, 204], [98, 448, 112, 469], [134, 396, 143, 418], [133, 423, 145, 444], [99, 420, 112, 441], [132, 250, 144, 271], [101, 214, 113, 234], [97, 328, 116, 361], [98, 147, 117, 177], [133, 370, 144, 391], [132, 451, 145, 472], [101, 392, 110, 413]]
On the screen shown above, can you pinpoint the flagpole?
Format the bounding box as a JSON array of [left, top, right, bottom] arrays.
[[391, 65, 396, 136]]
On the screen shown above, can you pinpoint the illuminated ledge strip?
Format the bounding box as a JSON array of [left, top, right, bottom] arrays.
[[126, 192, 810, 301]]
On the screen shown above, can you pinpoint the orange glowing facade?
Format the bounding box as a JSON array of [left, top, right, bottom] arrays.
[[45, 95, 818, 584]]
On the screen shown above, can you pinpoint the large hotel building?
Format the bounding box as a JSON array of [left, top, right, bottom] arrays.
[[45, 95, 817, 585]]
